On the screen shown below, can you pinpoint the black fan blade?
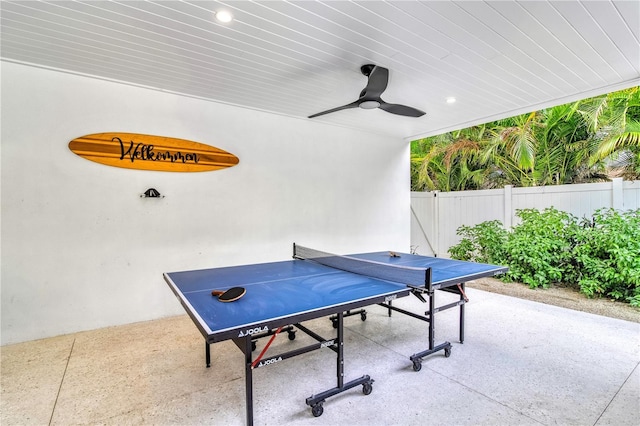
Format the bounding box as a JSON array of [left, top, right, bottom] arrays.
[[308, 101, 359, 118], [360, 66, 388, 99], [378, 102, 426, 117], [308, 64, 423, 119]]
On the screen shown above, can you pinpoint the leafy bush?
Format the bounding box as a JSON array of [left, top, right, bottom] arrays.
[[448, 207, 640, 306], [447, 220, 507, 264], [502, 208, 580, 289], [571, 209, 640, 305]]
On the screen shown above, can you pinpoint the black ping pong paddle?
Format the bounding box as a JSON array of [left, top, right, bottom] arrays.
[[211, 287, 246, 302]]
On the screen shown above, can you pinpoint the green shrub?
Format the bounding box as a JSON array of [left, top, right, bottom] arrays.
[[503, 208, 580, 289], [572, 209, 640, 305], [447, 220, 507, 264], [448, 207, 640, 305]]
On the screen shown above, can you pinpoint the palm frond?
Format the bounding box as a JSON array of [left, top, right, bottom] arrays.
[[577, 95, 608, 132], [593, 120, 640, 161]]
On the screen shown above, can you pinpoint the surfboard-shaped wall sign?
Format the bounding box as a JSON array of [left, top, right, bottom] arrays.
[[69, 132, 239, 172]]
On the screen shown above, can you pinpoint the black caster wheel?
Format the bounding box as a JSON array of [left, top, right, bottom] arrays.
[[412, 359, 422, 372], [362, 382, 373, 395], [444, 347, 452, 358], [251, 341, 257, 351], [288, 331, 296, 340], [331, 319, 338, 329], [360, 312, 367, 321], [311, 403, 324, 417]]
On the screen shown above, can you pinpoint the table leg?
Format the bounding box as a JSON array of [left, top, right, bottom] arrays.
[[244, 336, 254, 426], [408, 288, 452, 371], [428, 289, 435, 350], [460, 282, 465, 344], [336, 312, 344, 388], [305, 311, 374, 417]]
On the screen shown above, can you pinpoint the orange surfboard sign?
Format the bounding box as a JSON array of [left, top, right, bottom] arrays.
[[69, 132, 239, 172]]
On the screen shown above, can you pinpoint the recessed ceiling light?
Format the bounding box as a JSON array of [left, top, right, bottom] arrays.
[[446, 97, 456, 104], [215, 10, 233, 23]]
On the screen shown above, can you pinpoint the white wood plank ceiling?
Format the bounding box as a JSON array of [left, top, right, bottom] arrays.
[[2, 1, 639, 140]]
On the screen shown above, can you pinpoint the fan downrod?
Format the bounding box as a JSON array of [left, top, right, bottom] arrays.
[[360, 64, 376, 76]]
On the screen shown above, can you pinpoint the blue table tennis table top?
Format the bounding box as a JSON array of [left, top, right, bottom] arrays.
[[164, 251, 506, 342]]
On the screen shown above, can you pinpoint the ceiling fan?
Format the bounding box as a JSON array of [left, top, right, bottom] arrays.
[[308, 64, 426, 119]]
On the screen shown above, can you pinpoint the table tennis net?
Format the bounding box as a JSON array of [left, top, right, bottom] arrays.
[[293, 245, 431, 287]]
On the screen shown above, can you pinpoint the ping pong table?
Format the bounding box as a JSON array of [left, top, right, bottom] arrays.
[[164, 244, 507, 425]]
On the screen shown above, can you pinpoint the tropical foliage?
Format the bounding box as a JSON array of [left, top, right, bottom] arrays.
[[448, 208, 640, 306], [411, 87, 640, 191]]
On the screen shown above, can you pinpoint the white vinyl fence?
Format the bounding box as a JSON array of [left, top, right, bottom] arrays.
[[411, 178, 640, 258]]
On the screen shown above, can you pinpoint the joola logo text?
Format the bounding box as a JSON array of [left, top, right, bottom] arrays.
[[257, 357, 282, 368], [238, 326, 268, 337], [385, 294, 397, 302], [321, 340, 335, 348]]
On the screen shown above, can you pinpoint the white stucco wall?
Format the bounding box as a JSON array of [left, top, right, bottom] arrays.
[[0, 62, 410, 345]]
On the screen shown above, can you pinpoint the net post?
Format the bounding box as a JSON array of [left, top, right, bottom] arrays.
[[425, 267, 432, 291]]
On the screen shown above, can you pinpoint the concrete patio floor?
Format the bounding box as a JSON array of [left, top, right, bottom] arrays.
[[2, 287, 639, 425]]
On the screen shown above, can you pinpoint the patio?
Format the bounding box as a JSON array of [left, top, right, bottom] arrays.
[[2, 287, 638, 425]]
